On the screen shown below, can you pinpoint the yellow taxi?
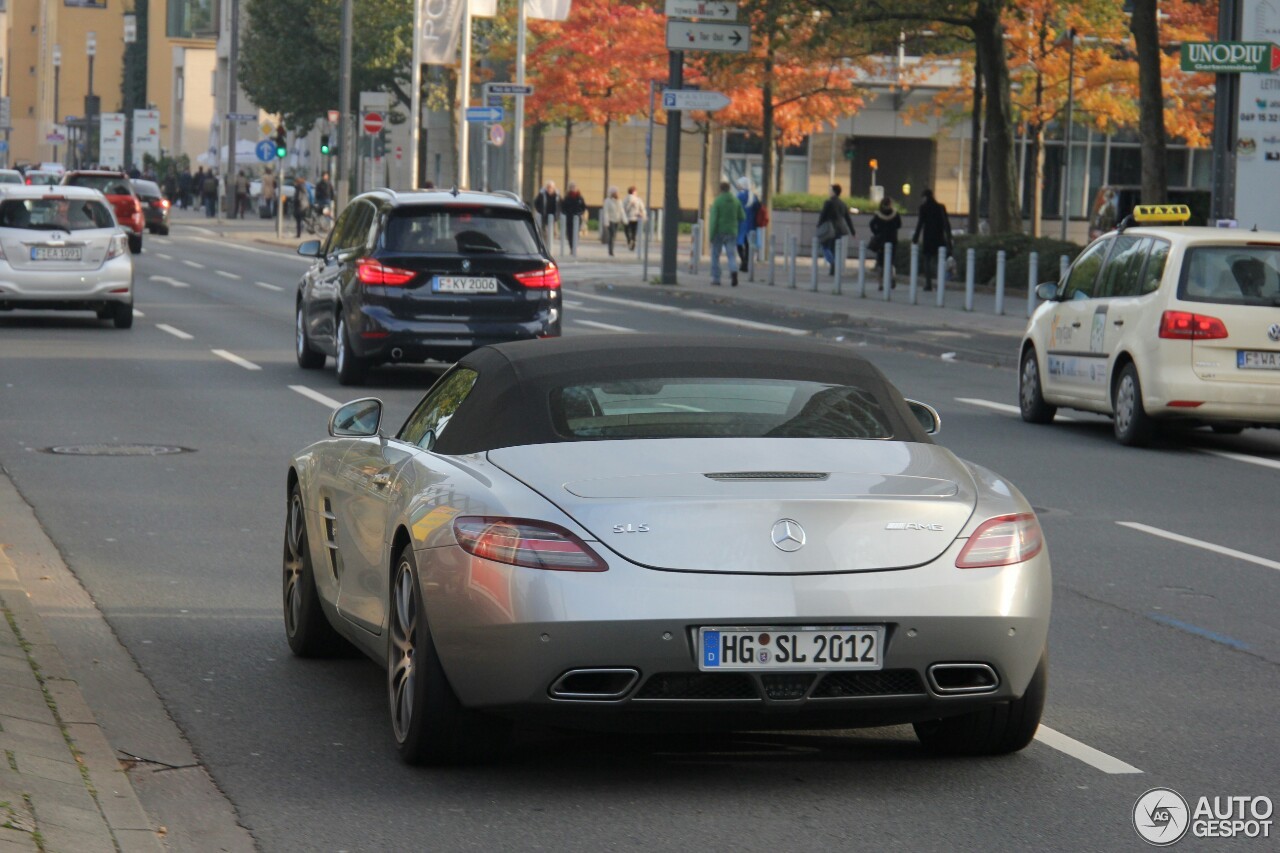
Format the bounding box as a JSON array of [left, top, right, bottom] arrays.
[[1019, 205, 1280, 445]]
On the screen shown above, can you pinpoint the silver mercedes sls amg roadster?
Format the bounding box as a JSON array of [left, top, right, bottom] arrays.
[[283, 335, 1051, 764]]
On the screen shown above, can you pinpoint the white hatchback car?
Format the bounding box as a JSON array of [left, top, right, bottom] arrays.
[[1019, 206, 1280, 445], [0, 185, 134, 328]]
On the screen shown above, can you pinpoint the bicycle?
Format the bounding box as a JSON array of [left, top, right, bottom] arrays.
[[304, 202, 334, 236]]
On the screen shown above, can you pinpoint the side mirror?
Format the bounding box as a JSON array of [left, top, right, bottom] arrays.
[[905, 399, 941, 436], [1035, 281, 1059, 301], [298, 239, 323, 258], [329, 398, 384, 437]]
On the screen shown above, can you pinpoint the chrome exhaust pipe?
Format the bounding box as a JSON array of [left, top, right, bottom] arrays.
[[548, 668, 640, 700], [927, 663, 1000, 695]]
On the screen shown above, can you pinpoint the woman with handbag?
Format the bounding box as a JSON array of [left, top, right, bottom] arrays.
[[869, 196, 902, 280], [817, 185, 856, 275], [912, 188, 954, 291]]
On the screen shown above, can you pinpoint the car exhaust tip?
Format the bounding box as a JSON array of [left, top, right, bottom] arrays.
[[927, 663, 999, 695], [548, 668, 639, 700], [389, 347, 404, 361]]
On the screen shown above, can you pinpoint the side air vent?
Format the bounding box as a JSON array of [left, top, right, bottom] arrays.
[[704, 471, 830, 481]]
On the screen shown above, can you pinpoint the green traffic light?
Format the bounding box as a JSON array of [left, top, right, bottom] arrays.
[[276, 145, 286, 159]]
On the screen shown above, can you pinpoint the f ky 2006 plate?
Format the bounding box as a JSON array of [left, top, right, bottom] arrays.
[[698, 626, 883, 671], [432, 276, 499, 294]]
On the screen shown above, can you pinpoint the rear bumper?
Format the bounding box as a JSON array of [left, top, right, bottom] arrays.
[[0, 259, 133, 306], [351, 304, 560, 361], [1145, 361, 1280, 424]]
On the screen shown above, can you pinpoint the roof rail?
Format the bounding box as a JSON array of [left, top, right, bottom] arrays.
[[492, 190, 522, 203]]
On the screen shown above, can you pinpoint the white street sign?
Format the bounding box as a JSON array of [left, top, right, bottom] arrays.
[[665, 1, 738, 22], [133, 109, 161, 163], [487, 83, 534, 96], [666, 20, 750, 53], [661, 89, 731, 112], [99, 113, 126, 168]]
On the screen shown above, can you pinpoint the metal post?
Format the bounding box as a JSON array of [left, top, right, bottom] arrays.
[[882, 242, 894, 300], [995, 250, 1007, 315], [788, 234, 798, 289], [570, 214, 579, 259], [689, 222, 700, 273], [810, 237, 819, 291], [660, 51, 683, 284], [557, 212, 565, 257], [1027, 251, 1039, 318], [767, 233, 777, 286], [514, 0, 528, 197], [225, 0, 241, 216], [1060, 254, 1069, 280], [338, 0, 353, 210], [642, 80, 656, 283], [853, 238, 864, 297], [909, 243, 919, 305], [458, 0, 472, 187], [410, 0, 421, 189], [964, 248, 976, 311], [936, 246, 948, 308], [481, 121, 490, 191], [748, 237, 756, 282], [834, 237, 845, 295], [1061, 28, 1076, 242]]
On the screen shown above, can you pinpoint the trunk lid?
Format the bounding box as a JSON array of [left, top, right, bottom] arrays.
[[368, 252, 550, 323], [488, 439, 976, 574]]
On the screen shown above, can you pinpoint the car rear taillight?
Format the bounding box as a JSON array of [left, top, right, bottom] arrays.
[[1159, 310, 1228, 340], [453, 517, 607, 572], [356, 258, 416, 286], [514, 263, 561, 289], [152, 199, 170, 209], [955, 513, 1044, 569], [106, 233, 127, 259]]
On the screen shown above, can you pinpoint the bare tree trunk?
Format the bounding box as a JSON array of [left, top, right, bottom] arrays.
[[603, 120, 611, 204], [974, 0, 1022, 234], [525, 121, 544, 202], [967, 51, 984, 235], [563, 119, 572, 192], [760, 7, 777, 221], [699, 123, 711, 232], [1030, 123, 1045, 237], [1131, 0, 1167, 203]]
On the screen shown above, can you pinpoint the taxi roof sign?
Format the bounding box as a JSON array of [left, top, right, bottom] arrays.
[[1132, 204, 1192, 224]]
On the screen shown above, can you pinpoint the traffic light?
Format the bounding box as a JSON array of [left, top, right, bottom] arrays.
[[869, 158, 879, 171], [320, 134, 331, 156], [275, 126, 287, 159], [841, 136, 856, 161]]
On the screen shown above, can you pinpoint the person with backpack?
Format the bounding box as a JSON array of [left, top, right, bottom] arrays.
[[735, 177, 761, 272], [817, 184, 856, 275], [868, 196, 903, 283]]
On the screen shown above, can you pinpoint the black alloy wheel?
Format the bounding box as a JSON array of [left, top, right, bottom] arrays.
[[296, 305, 325, 369], [335, 316, 367, 386]]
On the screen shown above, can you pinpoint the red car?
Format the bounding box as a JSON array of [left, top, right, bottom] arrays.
[[60, 170, 145, 254]]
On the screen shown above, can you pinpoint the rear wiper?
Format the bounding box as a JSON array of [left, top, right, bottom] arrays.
[[458, 243, 502, 253]]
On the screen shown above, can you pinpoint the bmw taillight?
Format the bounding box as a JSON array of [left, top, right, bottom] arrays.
[[955, 513, 1044, 569], [514, 263, 561, 289], [1159, 310, 1228, 340], [453, 517, 607, 572], [356, 258, 416, 286]]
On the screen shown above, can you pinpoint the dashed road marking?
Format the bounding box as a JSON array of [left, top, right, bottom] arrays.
[[1117, 521, 1280, 573], [211, 349, 261, 371], [182, 260, 205, 269], [289, 385, 341, 408], [1197, 448, 1280, 472], [563, 300, 605, 313], [955, 397, 1077, 421], [156, 324, 193, 340], [132, 309, 145, 318], [186, 236, 311, 263], [572, 290, 808, 336], [155, 252, 173, 260], [149, 275, 190, 288], [574, 319, 635, 333], [1035, 726, 1143, 774], [216, 270, 242, 280], [255, 281, 284, 292]]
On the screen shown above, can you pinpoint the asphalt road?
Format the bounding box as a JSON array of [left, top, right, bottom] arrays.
[[1, 229, 1277, 852]]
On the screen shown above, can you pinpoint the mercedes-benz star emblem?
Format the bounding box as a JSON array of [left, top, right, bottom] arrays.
[[771, 519, 806, 552], [1268, 322, 1280, 343], [461, 259, 472, 272]]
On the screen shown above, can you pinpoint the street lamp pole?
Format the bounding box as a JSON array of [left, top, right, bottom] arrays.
[[52, 46, 62, 164], [86, 31, 96, 169], [1060, 28, 1076, 242]]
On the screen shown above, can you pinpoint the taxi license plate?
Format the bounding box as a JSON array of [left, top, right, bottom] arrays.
[[698, 626, 883, 671], [31, 247, 82, 261], [432, 276, 499, 294], [1237, 350, 1280, 370]]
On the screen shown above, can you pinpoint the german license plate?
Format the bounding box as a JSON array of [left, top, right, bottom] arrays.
[[1237, 350, 1280, 370], [698, 626, 883, 671], [31, 246, 82, 261], [432, 276, 499, 294]]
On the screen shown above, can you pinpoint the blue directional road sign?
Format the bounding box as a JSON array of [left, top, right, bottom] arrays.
[[255, 139, 277, 163], [465, 106, 505, 123]]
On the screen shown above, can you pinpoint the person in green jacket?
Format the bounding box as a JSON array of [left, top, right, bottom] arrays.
[[709, 181, 745, 286]]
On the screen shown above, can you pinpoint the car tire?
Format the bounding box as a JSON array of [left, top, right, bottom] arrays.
[[388, 545, 509, 765], [96, 306, 114, 320], [128, 233, 143, 255], [1210, 424, 1244, 435], [112, 302, 134, 329], [282, 486, 344, 657], [158, 226, 170, 236], [1113, 363, 1154, 447], [335, 316, 367, 386], [1019, 348, 1056, 424], [296, 305, 325, 369], [914, 652, 1047, 756]]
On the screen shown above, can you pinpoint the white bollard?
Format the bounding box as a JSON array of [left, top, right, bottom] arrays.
[[854, 239, 865, 297], [748, 238, 756, 283], [558, 213, 566, 258], [994, 249, 1007, 315], [883, 241, 894, 300], [834, 237, 845, 294], [936, 246, 948, 308], [810, 237, 820, 291], [909, 242, 919, 305], [768, 234, 777, 286], [788, 234, 798, 289], [689, 223, 701, 274], [1027, 251, 1039, 318], [964, 248, 976, 312]]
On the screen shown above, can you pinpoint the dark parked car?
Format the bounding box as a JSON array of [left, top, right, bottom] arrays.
[[294, 188, 562, 385], [131, 179, 171, 235], [60, 170, 145, 254]]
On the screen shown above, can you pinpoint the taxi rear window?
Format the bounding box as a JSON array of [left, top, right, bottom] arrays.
[[1179, 247, 1280, 306]]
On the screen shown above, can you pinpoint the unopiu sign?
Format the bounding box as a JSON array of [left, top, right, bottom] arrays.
[[1180, 41, 1280, 74]]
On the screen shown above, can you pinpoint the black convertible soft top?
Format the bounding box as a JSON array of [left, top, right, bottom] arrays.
[[432, 335, 931, 454]]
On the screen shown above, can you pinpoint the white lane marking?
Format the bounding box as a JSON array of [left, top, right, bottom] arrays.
[[1198, 448, 1280, 472], [1035, 726, 1143, 774], [289, 385, 342, 409], [574, 319, 635, 333], [149, 275, 190, 288], [216, 270, 242, 280], [182, 260, 205, 269], [156, 324, 193, 341], [1118, 521, 1280, 573], [132, 309, 145, 318], [254, 280, 284, 292], [955, 397, 1078, 422], [211, 349, 262, 371], [155, 252, 173, 260], [563, 300, 605, 313], [572, 289, 808, 336], [187, 235, 311, 263]]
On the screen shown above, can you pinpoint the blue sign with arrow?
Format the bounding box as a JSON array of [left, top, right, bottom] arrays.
[[255, 140, 277, 163]]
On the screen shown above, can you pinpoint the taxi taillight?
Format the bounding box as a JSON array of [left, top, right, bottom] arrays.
[[1158, 310, 1228, 340]]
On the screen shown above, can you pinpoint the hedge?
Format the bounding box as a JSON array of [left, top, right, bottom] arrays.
[[772, 192, 881, 214], [892, 233, 1083, 288]]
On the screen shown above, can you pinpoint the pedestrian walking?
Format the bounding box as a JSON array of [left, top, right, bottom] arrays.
[[163, 171, 178, 206], [868, 196, 903, 283], [314, 172, 334, 208], [912, 188, 954, 291], [261, 168, 277, 217], [234, 170, 250, 219], [623, 186, 646, 251], [601, 187, 625, 256], [735, 177, 760, 272], [533, 181, 560, 241], [201, 170, 218, 217], [708, 181, 745, 287], [816, 184, 856, 275], [562, 182, 587, 253], [178, 167, 193, 210], [293, 176, 311, 238]]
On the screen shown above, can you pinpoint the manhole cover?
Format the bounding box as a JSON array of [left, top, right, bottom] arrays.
[[44, 444, 194, 457]]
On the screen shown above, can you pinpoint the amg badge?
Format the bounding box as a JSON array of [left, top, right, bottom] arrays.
[[885, 522, 945, 531]]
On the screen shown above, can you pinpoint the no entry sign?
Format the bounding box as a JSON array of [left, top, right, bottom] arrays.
[[362, 112, 384, 135]]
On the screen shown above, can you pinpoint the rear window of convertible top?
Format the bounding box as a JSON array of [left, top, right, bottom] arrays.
[[550, 377, 895, 440]]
